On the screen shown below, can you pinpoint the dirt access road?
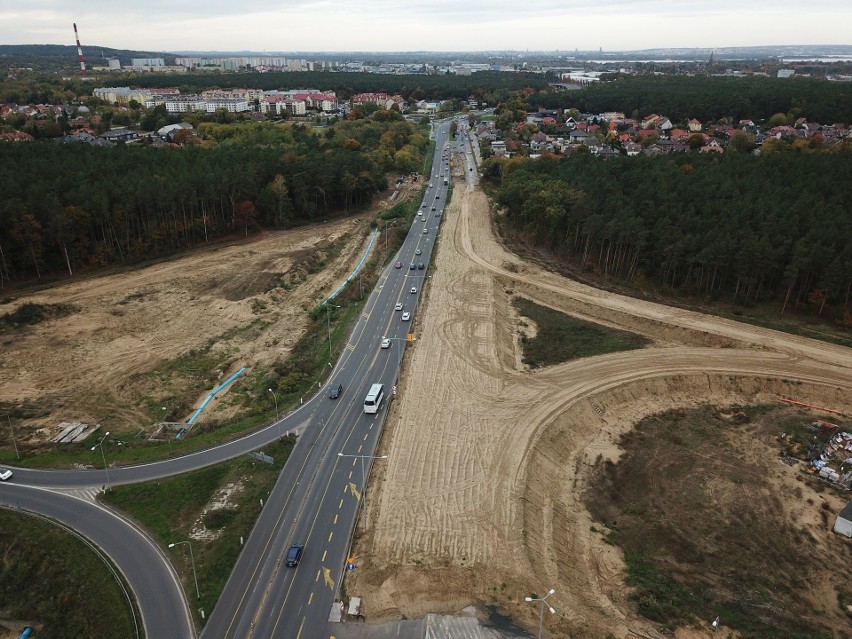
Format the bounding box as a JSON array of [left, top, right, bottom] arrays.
[[346, 174, 852, 638]]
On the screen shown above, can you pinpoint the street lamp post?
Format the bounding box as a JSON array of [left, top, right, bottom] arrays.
[[267, 388, 279, 421], [337, 452, 388, 523], [268, 388, 281, 437], [169, 540, 200, 600], [2, 413, 20, 460], [525, 588, 556, 639], [324, 303, 341, 362], [91, 431, 111, 491]]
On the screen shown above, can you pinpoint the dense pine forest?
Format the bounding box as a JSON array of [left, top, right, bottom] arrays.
[[485, 152, 852, 317], [129, 70, 549, 102], [0, 118, 428, 285], [528, 76, 852, 124]]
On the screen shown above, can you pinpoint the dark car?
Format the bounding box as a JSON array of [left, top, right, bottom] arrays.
[[409, 263, 417, 270], [417, 263, 425, 270], [328, 383, 343, 399], [285, 543, 304, 567]]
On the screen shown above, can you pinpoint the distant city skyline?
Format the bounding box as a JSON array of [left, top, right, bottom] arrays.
[[2, 1, 851, 53]]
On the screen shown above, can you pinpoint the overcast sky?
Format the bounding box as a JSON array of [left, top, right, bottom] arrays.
[[2, 1, 850, 53]]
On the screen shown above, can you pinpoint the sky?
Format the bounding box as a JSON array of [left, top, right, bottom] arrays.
[[2, 1, 851, 53]]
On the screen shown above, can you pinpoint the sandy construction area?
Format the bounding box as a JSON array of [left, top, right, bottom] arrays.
[[346, 175, 852, 637], [0, 219, 370, 439]]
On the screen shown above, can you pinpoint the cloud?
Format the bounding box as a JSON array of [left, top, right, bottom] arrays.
[[1, 0, 851, 51]]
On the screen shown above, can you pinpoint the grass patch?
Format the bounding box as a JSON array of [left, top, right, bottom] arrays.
[[102, 434, 296, 625], [584, 404, 850, 638], [720, 308, 852, 349], [0, 302, 78, 332], [0, 509, 137, 638], [513, 297, 648, 367]]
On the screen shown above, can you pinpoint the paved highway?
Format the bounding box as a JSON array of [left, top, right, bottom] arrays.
[[3, 119, 457, 639]]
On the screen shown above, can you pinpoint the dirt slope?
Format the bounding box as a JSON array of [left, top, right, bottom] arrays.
[[347, 178, 852, 638], [0, 217, 372, 439]]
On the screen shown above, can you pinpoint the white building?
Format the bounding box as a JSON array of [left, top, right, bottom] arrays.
[[131, 58, 164, 67], [205, 98, 250, 113], [165, 97, 207, 113], [834, 502, 852, 537]]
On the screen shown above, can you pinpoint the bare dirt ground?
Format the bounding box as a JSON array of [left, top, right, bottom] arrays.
[[0, 176, 421, 443], [345, 169, 852, 638]]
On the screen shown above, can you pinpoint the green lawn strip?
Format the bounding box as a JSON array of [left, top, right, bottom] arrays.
[[0, 509, 137, 638], [722, 308, 852, 349], [102, 434, 295, 625], [512, 297, 649, 367]]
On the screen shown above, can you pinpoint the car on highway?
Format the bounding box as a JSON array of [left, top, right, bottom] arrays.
[[0, 468, 12, 481], [394, 302, 403, 311], [401, 312, 411, 321], [418, 263, 425, 270], [409, 263, 416, 270], [285, 543, 304, 567], [394, 261, 402, 269], [431, 206, 436, 211], [328, 383, 343, 399], [415, 249, 422, 255], [410, 287, 417, 294], [422, 228, 428, 234], [381, 338, 391, 349]]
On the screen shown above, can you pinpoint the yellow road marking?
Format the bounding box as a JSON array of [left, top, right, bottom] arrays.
[[322, 567, 335, 590], [308, 592, 314, 605], [322, 550, 327, 561], [328, 531, 333, 542], [349, 482, 361, 502]]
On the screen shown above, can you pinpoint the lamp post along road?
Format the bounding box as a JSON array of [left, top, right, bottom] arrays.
[[91, 431, 111, 491], [2, 414, 19, 460], [324, 303, 341, 362], [525, 588, 556, 639], [337, 453, 388, 525], [169, 540, 200, 600]]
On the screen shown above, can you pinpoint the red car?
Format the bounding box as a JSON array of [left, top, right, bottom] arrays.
[[395, 262, 402, 269]]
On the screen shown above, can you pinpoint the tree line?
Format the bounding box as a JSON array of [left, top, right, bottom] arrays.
[[129, 71, 549, 102], [0, 118, 428, 285], [527, 76, 852, 124], [484, 152, 852, 317]]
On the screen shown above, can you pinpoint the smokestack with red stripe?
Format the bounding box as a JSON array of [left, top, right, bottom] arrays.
[[73, 23, 87, 77]]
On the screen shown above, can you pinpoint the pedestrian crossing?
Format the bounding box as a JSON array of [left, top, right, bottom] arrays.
[[52, 486, 104, 501]]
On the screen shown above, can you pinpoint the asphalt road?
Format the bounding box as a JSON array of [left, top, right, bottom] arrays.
[[3, 119, 456, 639], [0, 484, 193, 639]]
